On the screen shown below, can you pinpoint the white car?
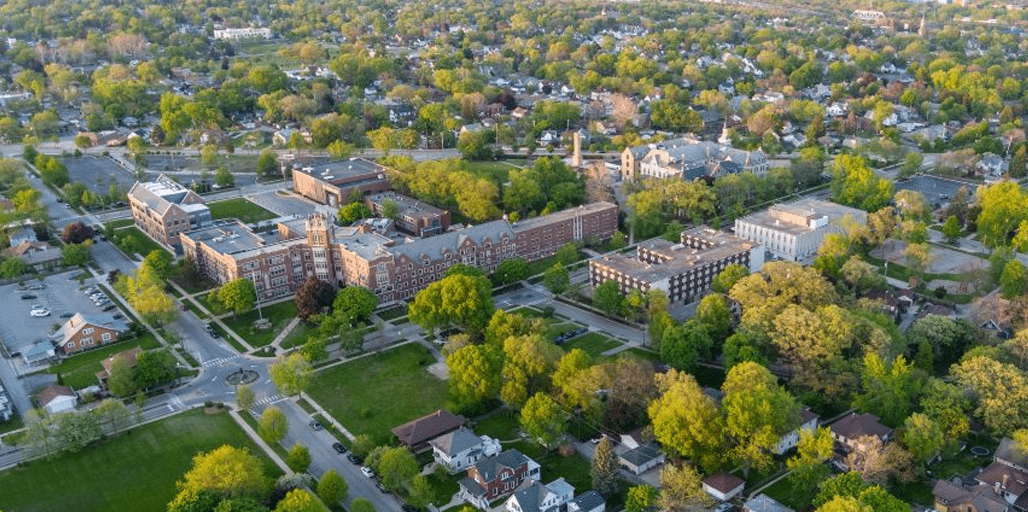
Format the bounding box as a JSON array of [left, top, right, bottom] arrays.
[[361, 466, 375, 478], [30, 308, 50, 317]]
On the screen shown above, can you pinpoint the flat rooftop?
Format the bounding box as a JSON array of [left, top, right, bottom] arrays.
[[183, 220, 272, 254], [365, 191, 445, 218], [596, 231, 755, 282], [511, 201, 616, 232], [736, 198, 865, 235], [293, 158, 387, 186]]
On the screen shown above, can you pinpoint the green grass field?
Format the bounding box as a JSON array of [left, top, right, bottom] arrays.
[[0, 409, 282, 512], [208, 198, 277, 224], [220, 300, 297, 348], [307, 343, 450, 444], [460, 159, 526, 184], [561, 332, 622, 358], [42, 334, 161, 389], [113, 226, 169, 257]]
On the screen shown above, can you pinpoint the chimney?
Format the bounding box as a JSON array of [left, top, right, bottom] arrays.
[[996, 481, 1002, 495], [1002, 473, 1009, 490], [572, 131, 582, 168]]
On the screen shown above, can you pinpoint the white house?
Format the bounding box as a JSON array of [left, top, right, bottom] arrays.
[[568, 491, 605, 512], [39, 385, 77, 414], [430, 427, 502, 473], [773, 409, 820, 455], [703, 472, 745, 502], [505, 479, 575, 512]]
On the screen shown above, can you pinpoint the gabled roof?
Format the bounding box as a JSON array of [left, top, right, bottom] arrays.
[[430, 427, 486, 457], [391, 409, 464, 447], [743, 494, 792, 512], [56, 313, 129, 345], [391, 220, 513, 263], [618, 442, 664, 467], [995, 437, 1028, 470], [830, 412, 892, 441], [128, 174, 205, 216], [976, 460, 1028, 498], [703, 472, 745, 494], [572, 491, 605, 512], [474, 449, 534, 482], [39, 384, 75, 406]]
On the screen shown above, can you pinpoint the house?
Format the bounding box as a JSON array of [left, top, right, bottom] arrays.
[[0, 384, 12, 421], [459, 449, 541, 509], [703, 472, 745, 502], [977, 153, 1006, 182], [95, 347, 142, 385], [22, 341, 56, 365], [568, 491, 606, 512], [830, 412, 893, 451], [617, 442, 666, 475], [505, 478, 574, 512], [774, 408, 820, 455], [932, 479, 1010, 512], [54, 313, 129, 355], [39, 384, 77, 414], [8, 226, 37, 248], [430, 427, 502, 473], [932, 437, 1028, 512], [392, 409, 465, 451], [4, 240, 62, 270], [742, 494, 793, 512]]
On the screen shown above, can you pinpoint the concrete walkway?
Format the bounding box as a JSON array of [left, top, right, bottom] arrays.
[[229, 408, 293, 474], [167, 280, 255, 353], [266, 317, 302, 352]]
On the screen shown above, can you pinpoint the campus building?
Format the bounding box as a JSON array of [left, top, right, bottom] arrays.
[[621, 137, 768, 181], [588, 227, 763, 304], [733, 198, 867, 262], [291, 159, 391, 207], [212, 28, 272, 40], [182, 202, 619, 304], [127, 174, 211, 247], [364, 191, 451, 237]]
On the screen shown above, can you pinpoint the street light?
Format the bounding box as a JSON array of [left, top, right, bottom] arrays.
[[250, 271, 264, 321]]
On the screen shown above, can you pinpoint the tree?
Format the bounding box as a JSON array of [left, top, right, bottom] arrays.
[[815, 472, 869, 507], [134, 349, 177, 390], [236, 385, 255, 411], [300, 337, 328, 363], [625, 485, 658, 512], [143, 250, 173, 279], [711, 264, 749, 294], [853, 353, 922, 427], [1001, 259, 1028, 299], [696, 294, 733, 343], [520, 392, 566, 449], [788, 427, 835, 488], [830, 154, 893, 212], [657, 463, 714, 512], [350, 498, 375, 512], [591, 437, 620, 498], [846, 435, 914, 486], [494, 258, 529, 285], [1012, 146, 1028, 179], [556, 243, 580, 266], [649, 100, 703, 133], [294, 277, 337, 321], [408, 273, 494, 338], [722, 362, 801, 476], [60, 221, 94, 244], [818, 496, 872, 512], [648, 370, 725, 472], [55, 410, 102, 452], [286, 444, 312, 473], [270, 353, 313, 396], [593, 280, 623, 316], [215, 167, 234, 188], [333, 286, 378, 325], [953, 355, 1028, 434], [338, 202, 372, 225], [730, 261, 837, 337], [976, 181, 1027, 248], [216, 278, 256, 316], [95, 398, 131, 434], [458, 131, 492, 161], [61, 241, 92, 266], [258, 406, 288, 445], [407, 474, 435, 509], [543, 263, 569, 295], [274, 488, 328, 512], [446, 343, 503, 412], [902, 413, 944, 467], [0, 257, 26, 279], [317, 470, 348, 505], [257, 150, 278, 180], [501, 334, 562, 409], [660, 321, 711, 374], [376, 446, 418, 491], [173, 445, 270, 499], [107, 356, 137, 397], [942, 215, 961, 244]]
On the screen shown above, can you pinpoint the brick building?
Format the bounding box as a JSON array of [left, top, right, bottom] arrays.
[[291, 158, 391, 207], [127, 174, 211, 247], [364, 191, 451, 237], [182, 202, 619, 304], [621, 137, 768, 181], [53, 313, 130, 355], [460, 449, 541, 509], [589, 227, 762, 304]]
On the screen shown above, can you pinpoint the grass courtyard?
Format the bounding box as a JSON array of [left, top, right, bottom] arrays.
[[307, 343, 450, 444], [0, 408, 281, 512], [112, 226, 169, 257], [220, 300, 297, 348], [208, 197, 277, 224]]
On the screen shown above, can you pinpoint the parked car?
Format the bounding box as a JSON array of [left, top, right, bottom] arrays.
[[112, 313, 123, 320], [309, 419, 323, 431], [332, 442, 347, 454], [375, 482, 389, 493], [102, 304, 117, 312], [346, 453, 362, 465], [402, 505, 423, 512], [20, 294, 35, 300], [30, 308, 50, 317], [361, 466, 375, 478], [59, 312, 74, 318]]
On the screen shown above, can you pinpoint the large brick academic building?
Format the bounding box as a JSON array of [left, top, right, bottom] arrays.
[[182, 202, 618, 304]]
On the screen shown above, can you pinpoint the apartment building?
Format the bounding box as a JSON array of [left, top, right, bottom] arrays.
[[589, 227, 762, 304], [182, 202, 619, 304], [213, 28, 272, 40], [127, 174, 211, 247], [364, 191, 451, 237], [733, 198, 867, 262], [621, 137, 768, 181], [291, 158, 391, 207]]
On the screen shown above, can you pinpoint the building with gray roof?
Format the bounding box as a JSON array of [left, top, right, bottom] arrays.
[[127, 174, 210, 247], [291, 158, 391, 207], [364, 191, 451, 237], [621, 137, 768, 181], [733, 198, 867, 262]]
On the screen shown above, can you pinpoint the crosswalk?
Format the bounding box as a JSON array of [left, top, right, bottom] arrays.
[[202, 355, 240, 367], [249, 394, 286, 411], [168, 395, 186, 411]]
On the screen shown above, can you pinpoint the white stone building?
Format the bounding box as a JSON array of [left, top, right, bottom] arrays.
[[733, 199, 867, 262]]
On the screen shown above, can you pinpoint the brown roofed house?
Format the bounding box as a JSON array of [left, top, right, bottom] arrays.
[[392, 409, 465, 451], [39, 384, 77, 414], [830, 412, 893, 451], [702, 472, 745, 502], [95, 346, 142, 384]]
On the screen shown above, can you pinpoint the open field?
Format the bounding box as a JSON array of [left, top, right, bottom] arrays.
[[0, 408, 281, 512], [112, 226, 169, 257], [307, 343, 450, 444]]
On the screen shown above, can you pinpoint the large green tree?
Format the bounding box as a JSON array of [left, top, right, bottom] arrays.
[[648, 370, 724, 472], [520, 392, 566, 449], [216, 278, 256, 316], [722, 362, 801, 476], [408, 273, 494, 338]]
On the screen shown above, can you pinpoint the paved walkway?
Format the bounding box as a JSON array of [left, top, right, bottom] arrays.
[[229, 408, 293, 474], [266, 317, 302, 352], [167, 280, 255, 353]]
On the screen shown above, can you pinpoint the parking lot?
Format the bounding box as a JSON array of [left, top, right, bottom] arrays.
[[59, 156, 138, 196], [0, 271, 120, 360], [894, 174, 978, 207]]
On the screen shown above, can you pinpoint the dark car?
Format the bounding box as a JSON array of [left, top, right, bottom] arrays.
[[102, 304, 117, 312], [20, 294, 35, 300], [332, 442, 347, 454], [309, 419, 323, 431], [402, 505, 423, 512], [59, 312, 74, 319], [346, 453, 362, 465], [376, 482, 389, 493]]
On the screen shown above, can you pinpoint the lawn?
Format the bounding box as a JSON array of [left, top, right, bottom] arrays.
[[763, 476, 818, 510], [460, 160, 526, 184], [0, 408, 282, 512], [307, 343, 450, 444], [623, 347, 661, 363], [41, 334, 161, 389], [113, 226, 169, 257], [280, 321, 315, 349], [104, 218, 135, 231], [220, 300, 297, 348], [561, 332, 622, 358], [207, 198, 277, 224]]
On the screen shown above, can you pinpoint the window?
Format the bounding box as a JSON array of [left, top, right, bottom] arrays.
[[83, 327, 94, 335], [102, 332, 112, 341]]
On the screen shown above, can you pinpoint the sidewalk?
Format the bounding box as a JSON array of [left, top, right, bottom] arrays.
[[166, 279, 255, 353], [297, 392, 357, 442], [229, 408, 293, 474]]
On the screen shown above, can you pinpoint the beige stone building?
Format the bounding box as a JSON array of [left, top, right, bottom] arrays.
[[127, 174, 211, 247], [733, 198, 867, 262], [621, 137, 768, 181]]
